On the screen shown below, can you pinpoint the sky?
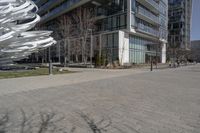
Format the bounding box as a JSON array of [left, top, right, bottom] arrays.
[[191, 0, 200, 41]]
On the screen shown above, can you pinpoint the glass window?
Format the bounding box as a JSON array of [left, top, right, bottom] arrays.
[[131, 0, 136, 11], [129, 35, 160, 64], [120, 14, 125, 27], [108, 17, 112, 30], [108, 34, 112, 48], [112, 16, 117, 29], [131, 13, 135, 27], [113, 33, 118, 47]]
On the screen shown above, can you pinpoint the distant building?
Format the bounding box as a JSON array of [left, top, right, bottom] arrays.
[[31, 0, 168, 65], [191, 40, 200, 62], [168, 0, 192, 51]]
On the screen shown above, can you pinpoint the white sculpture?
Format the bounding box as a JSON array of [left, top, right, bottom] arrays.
[[0, 0, 56, 64]]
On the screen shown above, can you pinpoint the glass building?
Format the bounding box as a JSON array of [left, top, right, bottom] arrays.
[[33, 0, 168, 65], [168, 0, 192, 50]]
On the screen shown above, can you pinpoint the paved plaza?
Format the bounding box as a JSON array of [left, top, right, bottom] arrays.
[[0, 65, 200, 133]]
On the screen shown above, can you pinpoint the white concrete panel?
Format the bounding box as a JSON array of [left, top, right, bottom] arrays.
[[119, 31, 129, 65], [161, 42, 167, 63]]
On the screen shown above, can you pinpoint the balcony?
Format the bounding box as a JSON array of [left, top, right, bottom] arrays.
[[34, 0, 48, 7], [136, 23, 159, 37], [40, 0, 88, 23], [38, 0, 64, 15], [169, 15, 184, 23], [146, 0, 159, 10], [136, 0, 159, 14], [96, 8, 108, 17], [136, 6, 159, 25], [169, 1, 184, 9]]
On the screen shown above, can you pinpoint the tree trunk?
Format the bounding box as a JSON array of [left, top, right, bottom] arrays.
[[67, 39, 70, 66], [76, 55, 78, 62], [81, 38, 84, 63], [64, 39, 67, 67]]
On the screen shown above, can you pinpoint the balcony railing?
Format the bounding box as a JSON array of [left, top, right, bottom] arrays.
[[41, 0, 81, 22], [38, 0, 62, 14], [136, 6, 159, 24], [96, 8, 108, 16], [137, 23, 159, 37], [34, 0, 48, 7], [169, 1, 184, 9], [145, 0, 159, 10]]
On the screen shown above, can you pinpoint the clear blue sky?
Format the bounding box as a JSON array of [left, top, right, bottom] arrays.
[[191, 0, 200, 41]]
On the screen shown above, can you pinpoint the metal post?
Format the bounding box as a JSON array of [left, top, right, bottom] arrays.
[[48, 47, 52, 75], [58, 42, 61, 63], [67, 38, 70, 67], [81, 37, 84, 64], [90, 30, 93, 67], [173, 36, 176, 68], [99, 34, 102, 66], [150, 56, 153, 71], [49, 60, 52, 75], [64, 39, 67, 67], [156, 43, 158, 69]]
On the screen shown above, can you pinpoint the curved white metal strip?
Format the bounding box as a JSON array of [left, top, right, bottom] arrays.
[[0, 0, 57, 65]]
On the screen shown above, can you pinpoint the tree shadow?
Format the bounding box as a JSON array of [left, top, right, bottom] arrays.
[[0, 109, 140, 133]]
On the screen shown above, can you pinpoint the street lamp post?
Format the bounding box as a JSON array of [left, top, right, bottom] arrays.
[[89, 29, 93, 67], [150, 55, 153, 71], [48, 47, 52, 75], [172, 35, 176, 68], [156, 43, 158, 69]]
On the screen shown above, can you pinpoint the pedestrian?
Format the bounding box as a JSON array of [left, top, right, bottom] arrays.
[[177, 60, 180, 67], [169, 60, 172, 67]]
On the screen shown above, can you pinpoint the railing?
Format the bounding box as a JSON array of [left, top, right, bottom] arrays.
[[38, 0, 60, 14], [169, 15, 184, 22], [137, 6, 159, 24], [145, 0, 159, 10], [34, 0, 48, 7], [96, 8, 108, 16], [41, 0, 81, 22], [137, 23, 159, 37], [169, 1, 184, 9]]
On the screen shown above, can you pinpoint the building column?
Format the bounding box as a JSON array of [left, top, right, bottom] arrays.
[[99, 34, 102, 61], [118, 31, 129, 65], [127, 0, 132, 31], [161, 42, 166, 63], [127, 0, 136, 33]]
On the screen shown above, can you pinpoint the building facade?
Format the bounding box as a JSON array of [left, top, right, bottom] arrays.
[[32, 0, 168, 65], [168, 0, 192, 51], [191, 40, 200, 62]]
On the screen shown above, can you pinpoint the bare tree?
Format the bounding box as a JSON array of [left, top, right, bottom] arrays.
[[71, 7, 96, 64], [58, 14, 73, 66], [56, 6, 96, 65]]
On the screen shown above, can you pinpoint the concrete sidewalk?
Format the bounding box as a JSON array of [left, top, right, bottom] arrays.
[[0, 68, 146, 96], [0, 64, 197, 96], [0, 64, 200, 133]]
